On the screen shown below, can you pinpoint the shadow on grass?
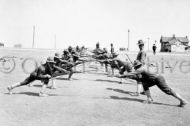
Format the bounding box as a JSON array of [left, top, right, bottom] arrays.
[[55, 78, 69, 80], [29, 85, 69, 90], [73, 71, 83, 73], [107, 88, 135, 95], [96, 79, 133, 85], [5, 92, 61, 97], [31, 85, 42, 88], [110, 96, 144, 102], [31, 85, 59, 89], [15, 92, 39, 96], [4, 92, 39, 96], [110, 96, 177, 107], [85, 71, 108, 75], [55, 77, 79, 81]]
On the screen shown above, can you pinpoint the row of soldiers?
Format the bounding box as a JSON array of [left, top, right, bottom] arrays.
[[7, 46, 85, 97], [92, 40, 187, 107], [7, 40, 187, 107]]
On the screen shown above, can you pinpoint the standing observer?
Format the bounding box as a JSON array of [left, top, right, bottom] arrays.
[[135, 40, 147, 95]]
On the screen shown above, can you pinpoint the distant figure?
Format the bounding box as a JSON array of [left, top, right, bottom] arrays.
[[68, 46, 73, 53], [93, 42, 104, 55], [110, 43, 114, 54], [96, 42, 100, 49], [103, 48, 108, 53], [152, 43, 157, 55], [76, 45, 80, 52], [81, 46, 85, 51]]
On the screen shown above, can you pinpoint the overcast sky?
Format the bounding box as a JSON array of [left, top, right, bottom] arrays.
[[0, 0, 190, 51]]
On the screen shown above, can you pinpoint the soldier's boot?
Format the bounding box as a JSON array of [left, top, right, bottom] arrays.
[[39, 84, 48, 97], [105, 65, 108, 73], [50, 79, 56, 89], [68, 71, 73, 80], [7, 82, 21, 95], [172, 92, 187, 107], [144, 90, 153, 104]]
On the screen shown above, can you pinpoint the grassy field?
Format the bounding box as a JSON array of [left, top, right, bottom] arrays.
[[0, 48, 190, 126]]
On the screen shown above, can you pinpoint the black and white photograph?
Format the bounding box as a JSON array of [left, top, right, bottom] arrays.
[[0, 0, 190, 126]]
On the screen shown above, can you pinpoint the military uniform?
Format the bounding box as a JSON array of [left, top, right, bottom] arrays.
[[136, 50, 146, 65], [7, 57, 65, 96], [20, 63, 52, 86], [62, 50, 73, 61], [135, 40, 147, 94], [128, 67, 175, 95], [118, 60, 187, 107], [110, 58, 132, 74], [136, 40, 146, 65], [53, 56, 71, 77], [110, 43, 114, 54], [53, 52, 74, 79]]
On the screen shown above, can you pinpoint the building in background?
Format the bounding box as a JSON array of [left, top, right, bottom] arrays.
[[14, 44, 22, 48], [160, 34, 189, 52], [119, 47, 126, 52], [0, 43, 4, 47]]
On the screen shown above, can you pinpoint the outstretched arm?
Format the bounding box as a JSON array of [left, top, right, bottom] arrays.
[[53, 65, 69, 73], [115, 68, 143, 80], [59, 59, 70, 64]]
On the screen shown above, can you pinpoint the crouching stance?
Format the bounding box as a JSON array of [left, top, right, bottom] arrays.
[[54, 52, 73, 79], [116, 60, 187, 107], [7, 57, 67, 97], [48, 53, 73, 89]]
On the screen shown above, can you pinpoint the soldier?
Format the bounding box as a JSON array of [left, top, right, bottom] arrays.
[[108, 53, 119, 75], [68, 46, 73, 54], [136, 40, 147, 95], [99, 53, 132, 83], [109, 54, 133, 83], [76, 45, 80, 53], [116, 60, 187, 107], [62, 50, 73, 62], [7, 57, 68, 97], [81, 46, 85, 51], [110, 43, 114, 54], [136, 40, 146, 65], [98, 53, 118, 76], [48, 52, 74, 89], [93, 42, 104, 55], [103, 48, 108, 53], [152, 43, 157, 55], [101, 48, 109, 72], [71, 51, 86, 65], [96, 42, 100, 49]]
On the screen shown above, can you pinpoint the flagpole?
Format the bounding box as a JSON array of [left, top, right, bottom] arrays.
[[32, 26, 35, 48]]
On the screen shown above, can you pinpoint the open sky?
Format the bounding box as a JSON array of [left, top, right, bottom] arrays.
[[0, 0, 190, 51]]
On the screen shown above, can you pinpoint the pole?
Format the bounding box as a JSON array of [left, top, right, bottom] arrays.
[[147, 37, 150, 52], [54, 34, 56, 49], [32, 26, 35, 48], [128, 29, 130, 51]]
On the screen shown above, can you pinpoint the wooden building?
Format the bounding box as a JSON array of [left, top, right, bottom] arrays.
[[160, 35, 189, 52]]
